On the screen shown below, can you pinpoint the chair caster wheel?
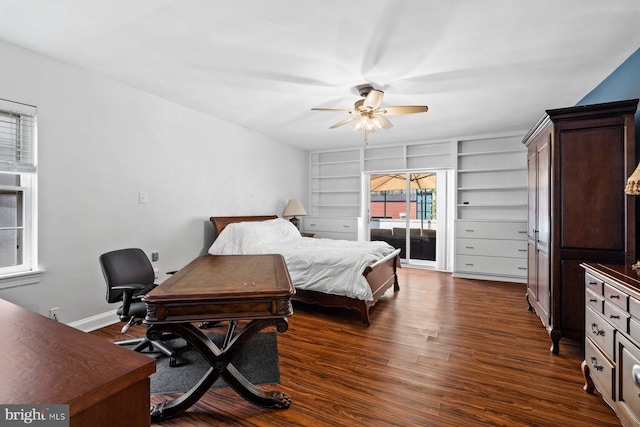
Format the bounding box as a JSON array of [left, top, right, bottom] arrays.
[[169, 356, 177, 367]]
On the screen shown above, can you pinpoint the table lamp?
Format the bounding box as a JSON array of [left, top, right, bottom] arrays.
[[283, 199, 307, 229]]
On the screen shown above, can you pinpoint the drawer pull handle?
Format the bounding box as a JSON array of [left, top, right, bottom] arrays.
[[609, 295, 620, 299], [610, 314, 620, 320], [465, 246, 474, 249], [465, 229, 475, 232], [310, 223, 316, 226], [518, 230, 527, 234], [342, 225, 350, 228], [591, 323, 605, 336], [518, 249, 527, 252], [632, 365, 640, 388], [518, 267, 527, 270], [590, 356, 604, 372], [588, 281, 598, 286], [465, 263, 474, 266], [589, 298, 598, 303]]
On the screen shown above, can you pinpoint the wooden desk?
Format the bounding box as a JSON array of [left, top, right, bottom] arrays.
[[0, 298, 155, 427], [143, 254, 295, 422]]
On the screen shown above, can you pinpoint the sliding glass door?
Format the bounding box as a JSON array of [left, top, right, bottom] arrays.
[[369, 172, 438, 266]]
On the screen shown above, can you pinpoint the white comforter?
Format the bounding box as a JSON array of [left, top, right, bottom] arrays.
[[208, 218, 397, 301]]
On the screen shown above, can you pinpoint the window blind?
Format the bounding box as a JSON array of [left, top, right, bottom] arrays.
[[0, 99, 36, 173]]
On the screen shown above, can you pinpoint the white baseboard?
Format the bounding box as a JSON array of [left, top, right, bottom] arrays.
[[68, 310, 119, 332]]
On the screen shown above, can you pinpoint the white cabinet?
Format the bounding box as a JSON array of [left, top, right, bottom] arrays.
[[582, 263, 640, 427], [453, 135, 528, 282], [302, 216, 358, 240], [453, 220, 527, 283]]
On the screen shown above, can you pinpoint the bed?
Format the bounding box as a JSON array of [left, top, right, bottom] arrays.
[[208, 215, 400, 325]]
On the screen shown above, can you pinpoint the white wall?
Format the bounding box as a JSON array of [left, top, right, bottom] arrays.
[[0, 40, 308, 327]]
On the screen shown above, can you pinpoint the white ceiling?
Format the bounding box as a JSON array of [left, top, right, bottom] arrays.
[[1, 0, 639, 151]]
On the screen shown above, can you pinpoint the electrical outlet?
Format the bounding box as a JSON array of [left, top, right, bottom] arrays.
[[151, 251, 159, 262], [49, 307, 60, 321]]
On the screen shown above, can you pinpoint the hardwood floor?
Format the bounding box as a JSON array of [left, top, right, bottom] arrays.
[[90, 268, 622, 426]]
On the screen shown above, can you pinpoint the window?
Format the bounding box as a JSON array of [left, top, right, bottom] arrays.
[[0, 99, 38, 287]]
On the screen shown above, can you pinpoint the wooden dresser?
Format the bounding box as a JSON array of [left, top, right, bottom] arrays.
[[0, 298, 155, 427], [582, 263, 640, 427], [523, 99, 638, 354]]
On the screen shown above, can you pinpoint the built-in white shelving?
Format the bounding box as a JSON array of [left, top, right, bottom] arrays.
[[453, 135, 528, 283]]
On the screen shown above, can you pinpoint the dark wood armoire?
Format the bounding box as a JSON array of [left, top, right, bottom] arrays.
[[523, 99, 638, 354]]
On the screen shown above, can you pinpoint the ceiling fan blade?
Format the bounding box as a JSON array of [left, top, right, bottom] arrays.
[[311, 107, 353, 113], [329, 116, 360, 129], [363, 89, 384, 109], [376, 115, 394, 129], [378, 105, 428, 115]]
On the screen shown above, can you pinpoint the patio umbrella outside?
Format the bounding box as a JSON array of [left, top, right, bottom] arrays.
[[370, 173, 436, 192], [370, 173, 436, 227]]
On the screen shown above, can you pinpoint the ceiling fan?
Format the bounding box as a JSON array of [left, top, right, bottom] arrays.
[[311, 84, 428, 146]]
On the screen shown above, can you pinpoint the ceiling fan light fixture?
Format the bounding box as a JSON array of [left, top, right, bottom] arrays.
[[353, 115, 383, 133]]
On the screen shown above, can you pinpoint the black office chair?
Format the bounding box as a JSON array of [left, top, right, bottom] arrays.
[[100, 248, 177, 365]]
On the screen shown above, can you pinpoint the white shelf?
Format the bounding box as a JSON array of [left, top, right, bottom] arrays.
[[457, 148, 524, 156], [457, 166, 527, 173], [458, 185, 527, 191]]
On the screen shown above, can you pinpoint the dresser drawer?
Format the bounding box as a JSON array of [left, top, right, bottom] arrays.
[[604, 282, 629, 312], [455, 255, 527, 277], [630, 317, 640, 343], [456, 238, 527, 258], [586, 287, 604, 314], [604, 301, 630, 333], [455, 220, 527, 240], [585, 272, 604, 295], [630, 297, 640, 321], [616, 333, 640, 424], [586, 306, 615, 358], [585, 335, 615, 400]]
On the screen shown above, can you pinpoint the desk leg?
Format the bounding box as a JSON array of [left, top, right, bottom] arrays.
[[148, 318, 290, 422]]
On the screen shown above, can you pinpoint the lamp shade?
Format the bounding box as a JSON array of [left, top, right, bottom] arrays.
[[626, 162, 640, 195], [283, 199, 307, 217]]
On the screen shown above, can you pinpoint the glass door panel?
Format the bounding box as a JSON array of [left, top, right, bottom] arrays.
[[369, 172, 436, 265]]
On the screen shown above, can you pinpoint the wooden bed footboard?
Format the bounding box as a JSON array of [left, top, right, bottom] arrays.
[[294, 248, 401, 325], [209, 216, 400, 325]]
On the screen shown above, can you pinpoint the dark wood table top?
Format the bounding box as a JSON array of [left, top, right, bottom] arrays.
[[143, 254, 295, 324], [0, 298, 155, 415]]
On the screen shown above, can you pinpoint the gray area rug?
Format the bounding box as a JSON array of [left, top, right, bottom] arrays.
[[138, 332, 280, 394]]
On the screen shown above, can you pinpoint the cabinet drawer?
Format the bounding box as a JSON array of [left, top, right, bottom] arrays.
[[304, 216, 357, 231], [604, 282, 629, 311], [616, 333, 640, 424], [585, 287, 604, 314], [456, 238, 527, 258], [585, 336, 615, 400], [455, 255, 527, 277], [586, 306, 615, 359], [585, 272, 604, 295], [455, 221, 527, 240], [604, 301, 630, 333]]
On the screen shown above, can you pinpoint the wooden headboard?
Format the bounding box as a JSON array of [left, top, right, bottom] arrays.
[[209, 215, 278, 236]]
